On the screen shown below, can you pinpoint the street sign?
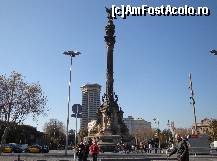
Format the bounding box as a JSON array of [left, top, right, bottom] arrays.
[[77, 114, 82, 118], [71, 113, 82, 118], [71, 114, 76, 118], [71, 104, 82, 118], [72, 104, 82, 114]]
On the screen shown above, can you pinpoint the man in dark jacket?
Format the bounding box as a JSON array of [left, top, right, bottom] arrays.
[[83, 141, 90, 161], [168, 134, 189, 161], [76, 141, 85, 161]]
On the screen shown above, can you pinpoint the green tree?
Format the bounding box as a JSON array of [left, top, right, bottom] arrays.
[[43, 119, 66, 149], [160, 129, 173, 148], [209, 119, 217, 141], [0, 71, 47, 145], [0, 121, 45, 145]]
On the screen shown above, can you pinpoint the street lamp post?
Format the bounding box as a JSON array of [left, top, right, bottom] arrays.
[[189, 73, 197, 134], [63, 50, 81, 155], [153, 118, 160, 150], [157, 119, 160, 150], [210, 49, 217, 55], [210, 49, 217, 140]]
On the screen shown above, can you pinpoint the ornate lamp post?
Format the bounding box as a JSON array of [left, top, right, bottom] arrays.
[[153, 118, 160, 149], [63, 50, 81, 155], [188, 73, 197, 134]]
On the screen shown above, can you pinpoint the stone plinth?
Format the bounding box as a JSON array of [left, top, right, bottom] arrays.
[[84, 135, 121, 152]]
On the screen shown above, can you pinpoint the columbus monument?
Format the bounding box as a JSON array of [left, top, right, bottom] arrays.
[[86, 8, 130, 151]]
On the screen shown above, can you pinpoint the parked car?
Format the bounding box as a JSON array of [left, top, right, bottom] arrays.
[[25, 144, 49, 153], [18, 144, 28, 151], [2, 143, 23, 153], [41, 145, 49, 153]]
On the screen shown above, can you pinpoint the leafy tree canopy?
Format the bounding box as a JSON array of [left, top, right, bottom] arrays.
[[43, 119, 66, 149], [0, 71, 48, 123], [209, 119, 217, 141]]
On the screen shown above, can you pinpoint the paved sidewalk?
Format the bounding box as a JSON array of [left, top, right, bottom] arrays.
[[1, 153, 217, 161]]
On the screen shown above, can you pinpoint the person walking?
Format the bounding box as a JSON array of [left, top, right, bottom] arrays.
[[168, 134, 189, 161], [76, 141, 85, 161], [83, 141, 90, 161], [148, 143, 152, 153], [89, 140, 99, 161]]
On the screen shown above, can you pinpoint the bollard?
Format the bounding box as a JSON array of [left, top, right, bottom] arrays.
[[14, 154, 24, 161]]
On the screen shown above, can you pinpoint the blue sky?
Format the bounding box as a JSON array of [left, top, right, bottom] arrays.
[[0, 0, 217, 132]]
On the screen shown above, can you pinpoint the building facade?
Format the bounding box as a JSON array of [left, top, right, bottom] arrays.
[[80, 84, 101, 130], [123, 116, 151, 142], [192, 118, 212, 135]]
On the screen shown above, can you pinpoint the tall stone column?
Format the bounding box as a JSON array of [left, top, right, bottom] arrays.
[[86, 8, 130, 152], [104, 8, 115, 103], [87, 8, 130, 140]]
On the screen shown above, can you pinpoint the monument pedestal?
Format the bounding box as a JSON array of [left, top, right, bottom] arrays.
[[96, 135, 121, 152], [84, 135, 121, 152]]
